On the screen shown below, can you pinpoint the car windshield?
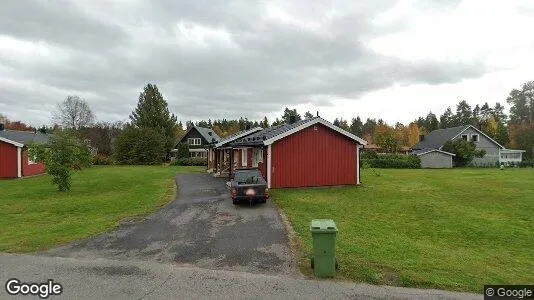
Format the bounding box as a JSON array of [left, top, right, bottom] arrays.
[[234, 170, 264, 184]]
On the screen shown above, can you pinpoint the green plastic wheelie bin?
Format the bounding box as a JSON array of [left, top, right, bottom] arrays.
[[310, 219, 338, 278]]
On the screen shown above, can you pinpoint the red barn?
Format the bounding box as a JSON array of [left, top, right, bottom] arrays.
[[0, 125, 49, 179], [214, 117, 367, 188]]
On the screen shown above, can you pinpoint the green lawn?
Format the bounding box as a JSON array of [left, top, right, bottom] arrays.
[[272, 168, 534, 293], [0, 165, 202, 253]]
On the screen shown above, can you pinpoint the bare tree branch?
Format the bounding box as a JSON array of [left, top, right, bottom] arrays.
[[53, 96, 95, 130]]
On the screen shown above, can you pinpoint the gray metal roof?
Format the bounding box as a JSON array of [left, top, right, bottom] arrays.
[[231, 117, 317, 146], [216, 127, 262, 147], [193, 126, 221, 144], [412, 125, 469, 150], [0, 129, 50, 146]]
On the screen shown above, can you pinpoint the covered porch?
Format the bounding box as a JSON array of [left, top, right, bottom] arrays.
[[212, 145, 267, 179], [499, 149, 526, 166]]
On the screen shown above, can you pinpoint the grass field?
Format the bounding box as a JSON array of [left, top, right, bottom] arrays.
[[272, 168, 534, 292], [0, 165, 202, 253]]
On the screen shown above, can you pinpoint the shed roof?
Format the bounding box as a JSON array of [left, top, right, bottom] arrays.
[[0, 130, 50, 147], [412, 148, 455, 156]]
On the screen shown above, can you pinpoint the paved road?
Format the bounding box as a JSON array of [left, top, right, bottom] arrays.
[[0, 254, 480, 300], [45, 173, 296, 276]]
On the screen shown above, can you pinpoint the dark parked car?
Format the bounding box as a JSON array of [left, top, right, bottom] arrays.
[[229, 168, 270, 205]]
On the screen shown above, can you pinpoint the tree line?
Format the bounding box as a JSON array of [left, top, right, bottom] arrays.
[[2, 81, 533, 162]]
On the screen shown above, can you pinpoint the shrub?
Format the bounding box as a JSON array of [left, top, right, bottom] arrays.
[[442, 140, 486, 167], [114, 126, 166, 165], [361, 151, 378, 159], [28, 131, 92, 191], [519, 160, 534, 168], [361, 154, 421, 169], [170, 157, 207, 166], [175, 142, 189, 159], [92, 154, 114, 165]]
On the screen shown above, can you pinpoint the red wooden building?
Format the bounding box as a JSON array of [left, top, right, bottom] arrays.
[[212, 117, 367, 188], [0, 125, 49, 179]]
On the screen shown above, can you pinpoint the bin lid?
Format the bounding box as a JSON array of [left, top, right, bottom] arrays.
[[310, 219, 338, 232]]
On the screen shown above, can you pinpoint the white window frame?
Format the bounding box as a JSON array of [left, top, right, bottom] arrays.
[[187, 138, 201, 146], [461, 134, 468, 141], [27, 151, 37, 165], [242, 148, 247, 166], [253, 149, 263, 167], [471, 134, 479, 142]]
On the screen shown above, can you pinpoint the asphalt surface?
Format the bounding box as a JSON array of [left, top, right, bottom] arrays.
[[44, 173, 296, 276], [0, 254, 481, 300]]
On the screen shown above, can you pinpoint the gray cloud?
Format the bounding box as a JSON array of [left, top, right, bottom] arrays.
[[0, 0, 488, 126]]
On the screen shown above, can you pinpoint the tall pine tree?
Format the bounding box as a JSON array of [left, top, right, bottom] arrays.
[[129, 83, 178, 155]]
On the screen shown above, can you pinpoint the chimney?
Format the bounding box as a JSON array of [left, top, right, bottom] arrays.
[[419, 134, 424, 142], [316, 111, 319, 117], [289, 115, 296, 124]]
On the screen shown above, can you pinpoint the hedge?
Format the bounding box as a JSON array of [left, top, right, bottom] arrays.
[[170, 157, 207, 166], [519, 160, 534, 168], [92, 154, 114, 165], [361, 153, 421, 169]]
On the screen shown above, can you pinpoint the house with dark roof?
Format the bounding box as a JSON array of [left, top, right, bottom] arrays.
[[0, 122, 50, 178], [212, 117, 367, 188], [209, 127, 263, 172], [173, 126, 221, 160], [412, 125, 525, 168]]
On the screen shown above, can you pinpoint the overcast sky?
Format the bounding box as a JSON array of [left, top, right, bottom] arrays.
[[1, 0, 533, 127]]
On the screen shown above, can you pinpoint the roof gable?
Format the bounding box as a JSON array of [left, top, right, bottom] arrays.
[[180, 126, 221, 144], [231, 117, 367, 146]]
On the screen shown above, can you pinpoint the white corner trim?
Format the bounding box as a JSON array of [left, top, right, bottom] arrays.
[[267, 145, 272, 189], [263, 118, 368, 146], [356, 146, 360, 185], [451, 125, 505, 149], [0, 137, 24, 148], [17, 147, 22, 178], [215, 127, 263, 148]]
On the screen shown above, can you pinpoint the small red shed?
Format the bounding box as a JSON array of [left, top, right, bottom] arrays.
[[228, 117, 367, 188], [0, 126, 49, 179]]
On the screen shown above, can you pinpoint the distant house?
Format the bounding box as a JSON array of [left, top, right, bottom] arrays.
[[213, 117, 367, 188], [412, 125, 525, 168], [0, 122, 49, 178], [173, 126, 221, 160]]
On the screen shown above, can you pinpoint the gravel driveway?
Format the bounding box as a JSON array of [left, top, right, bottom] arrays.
[[45, 173, 296, 276]]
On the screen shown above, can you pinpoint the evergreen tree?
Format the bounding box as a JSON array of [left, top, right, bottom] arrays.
[[261, 116, 269, 128], [439, 107, 454, 128], [281, 108, 301, 123], [349, 117, 363, 136], [129, 83, 178, 156], [507, 81, 534, 125], [455, 100, 473, 125], [304, 111, 314, 119]]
